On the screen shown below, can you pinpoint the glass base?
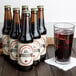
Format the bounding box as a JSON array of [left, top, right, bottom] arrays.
[[55, 58, 70, 65]]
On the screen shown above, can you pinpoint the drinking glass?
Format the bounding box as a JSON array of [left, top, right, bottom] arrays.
[[54, 22, 75, 64]]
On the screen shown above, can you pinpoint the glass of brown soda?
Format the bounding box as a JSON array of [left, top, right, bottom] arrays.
[[54, 23, 75, 64]]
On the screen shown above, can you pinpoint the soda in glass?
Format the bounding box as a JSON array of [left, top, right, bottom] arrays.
[[54, 23, 75, 64]]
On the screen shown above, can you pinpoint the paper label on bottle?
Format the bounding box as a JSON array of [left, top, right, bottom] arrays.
[[9, 39, 18, 61], [33, 39, 40, 61], [40, 35, 47, 55], [18, 43, 33, 66], [2, 35, 9, 55]]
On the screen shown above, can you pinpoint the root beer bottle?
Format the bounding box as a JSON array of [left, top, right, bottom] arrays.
[[31, 8, 41, 65], [9, 8, 21, 65], [37, 5, 47, 61], [2, 5, 12, 60], [18, 10, 33, 71]]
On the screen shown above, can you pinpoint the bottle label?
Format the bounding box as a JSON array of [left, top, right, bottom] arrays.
[[2, 35, 9, 55], [9, 39, 18, 61], [18, 43, 33, 66], [40, 35, 47, 55], [33, 39, 40, 61]]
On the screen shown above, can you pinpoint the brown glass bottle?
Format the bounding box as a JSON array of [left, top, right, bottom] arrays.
[[21, 5, 28, 27], [2, 5, 12, 60], [31, 8, 41, 65], [9, 8, 21, 66], [18, 11, 33, 71], [37, 5, 47, 61]]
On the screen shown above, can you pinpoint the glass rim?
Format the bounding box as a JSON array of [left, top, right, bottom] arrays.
[[54, 22, 75, 29]]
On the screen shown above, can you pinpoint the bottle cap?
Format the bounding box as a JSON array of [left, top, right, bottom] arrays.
[[31, 8, 38, 11], [13, 8, 20, 11], [22, 5, 28, 9], [4, 5, 11, 8], [37, 5, 44, 8]]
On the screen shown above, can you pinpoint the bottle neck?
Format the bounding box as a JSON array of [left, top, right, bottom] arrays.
[[4, 8, 12, 30], [22, 14, 30, 34], [4, 8, 12, 21], [38, 8, 44, 22], [38, 8, 46, 34], [31, 11, 40, 38], [13, 11, 20, 24], [10, 10, 21, 38], [19, 13, 33, 43], [31, 11, 38, 30]]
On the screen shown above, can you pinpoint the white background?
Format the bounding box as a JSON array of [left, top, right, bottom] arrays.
[[0, 0, 76, 37]]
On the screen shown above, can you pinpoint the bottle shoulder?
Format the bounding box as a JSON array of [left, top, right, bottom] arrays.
[[33, 31, 41, 39], [10, 23, 21, 39], [10, 33, 18, 39], [18, 33, 33, 43], [2, 20, 12, 34], [40, 27, 47, 35], [2, 27, 9, 35]]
